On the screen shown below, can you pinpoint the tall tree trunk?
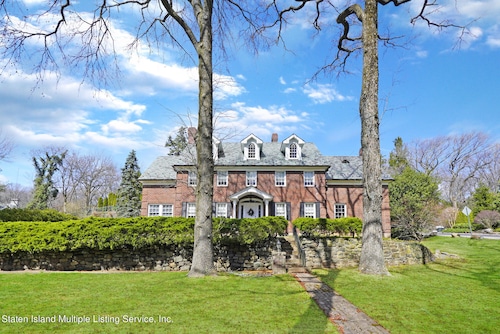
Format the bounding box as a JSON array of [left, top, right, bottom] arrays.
[[188, 2, 216, 277], [358, 0, 389, 275]]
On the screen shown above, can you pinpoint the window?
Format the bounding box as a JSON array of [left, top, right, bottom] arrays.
[[148, 204, 160, 216], [246, 171, 257, 186], [275, 171, 286, 187], [275, 203, 287, 219], [148, 204, 173, 217], [304, 171, 314, 186], [303, 203, 316, 218], [217, 171, 228, 186], [248, 143, 256, 159], [188, 171, 197, 186], [334, 204, 346, 219], [215, 203, 228, 217], [186, 203, 196, 218], [289, 143, 298, 159]]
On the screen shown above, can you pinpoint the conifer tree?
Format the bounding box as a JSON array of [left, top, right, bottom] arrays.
[[116, 150, 142, 217]]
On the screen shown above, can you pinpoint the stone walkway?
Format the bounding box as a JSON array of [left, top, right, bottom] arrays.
[[293, 272, 389, 334]]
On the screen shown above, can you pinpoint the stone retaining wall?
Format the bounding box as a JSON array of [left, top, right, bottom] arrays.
[[0, 237, 433, 272], [0, 242, 280, 272], [300, 237, 434, 269]]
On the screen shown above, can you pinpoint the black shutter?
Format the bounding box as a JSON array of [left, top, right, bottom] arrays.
[[286, 202, 291, 221], [299, 202, 304, 217], [269, 202, 275, 216], [315, 202, 320, 218]]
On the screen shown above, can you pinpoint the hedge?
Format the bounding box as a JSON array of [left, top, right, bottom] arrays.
[[0, 216, 288, 254], [292, 217, 362, 236], [0, 208, 77, 222]]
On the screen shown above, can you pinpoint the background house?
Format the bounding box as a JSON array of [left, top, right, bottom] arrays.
[[139, 130, 391, 237]]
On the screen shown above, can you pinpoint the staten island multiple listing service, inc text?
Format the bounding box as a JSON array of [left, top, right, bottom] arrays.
[[2, 314, 173, 325]]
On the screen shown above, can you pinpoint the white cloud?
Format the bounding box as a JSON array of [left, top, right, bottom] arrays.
[[279, 76, 287, 85], [303, 84, 353, 104]]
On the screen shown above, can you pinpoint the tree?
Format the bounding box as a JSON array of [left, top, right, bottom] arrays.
[[471, 184, 497, 216], [0, 129, 14, 168], [389, 167, 440, 241], [267, 0, 467, 275], [1, 0, 264, 278], [388, 137, 409, 177], [116, 150, 142, 217], [165, 127, 188, 156], [27, 151, 67, 210]]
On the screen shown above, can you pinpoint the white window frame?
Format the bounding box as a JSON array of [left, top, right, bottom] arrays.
[[248, 142, 256, 159], [246, 171, 257, 187], [215, 203, 228, 218], [304, 203, 316, 218], [334, 203, 347, 219], [217, 171, 228, 187], [148, 204, 173, 217], [186, 203, 196, 218], [275, 203, 287, 219], [188, 171, 197, 186], [275, 171, 286, 187], [289, 143, 298, 159], [304, 171, 315, 187]]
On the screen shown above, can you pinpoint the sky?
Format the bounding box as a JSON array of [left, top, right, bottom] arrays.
[[0, 0, 499, 189]]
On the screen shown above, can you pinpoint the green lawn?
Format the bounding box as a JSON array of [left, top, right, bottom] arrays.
[[315, 237, 500, 334], [0, 271, 336, 333]]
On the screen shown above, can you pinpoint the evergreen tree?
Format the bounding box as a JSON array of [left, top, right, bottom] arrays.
[[471, 184, 497, 215], [97, 197, 104, 208], [165, 127, 188, 156], [27, 151, 66, 210], [108, 192, 117, 206], [116, 150, 142, 217], [388, 137, 409, 177]]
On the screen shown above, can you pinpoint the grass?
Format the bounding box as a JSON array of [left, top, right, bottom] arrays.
[[0, 271, 337, 334], [315, 237, 500, 334]]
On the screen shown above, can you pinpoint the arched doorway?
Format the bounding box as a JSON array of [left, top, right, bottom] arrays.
[[229, 187, 273, 219]]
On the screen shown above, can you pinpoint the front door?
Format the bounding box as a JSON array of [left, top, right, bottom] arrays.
[[241, 202, 262, 218]]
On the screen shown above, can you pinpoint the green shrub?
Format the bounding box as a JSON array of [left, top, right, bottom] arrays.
[[0, 208, 77, 222], [0, 216, 288, 254], [293, 217, 362, 236]]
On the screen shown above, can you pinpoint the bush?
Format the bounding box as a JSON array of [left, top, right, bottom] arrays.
[[0, 216, 288, 254], [474, 210, 500, 229], [292, 217, 362, 236], [0, 208, 77, 222]]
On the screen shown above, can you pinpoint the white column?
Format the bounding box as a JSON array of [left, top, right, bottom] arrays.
[[264, 200, 269, 217], [232, 200, 237, 218]]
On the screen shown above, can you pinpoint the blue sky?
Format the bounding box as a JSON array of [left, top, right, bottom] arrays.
[[0, 0, 499, 188]]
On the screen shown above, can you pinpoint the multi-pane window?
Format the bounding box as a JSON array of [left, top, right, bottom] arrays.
[[275, 203, 287, 219], [334, 204, 346, 219], [246, 171, 257, 186], [304, 171, 314, 186], [289, 143, 298, 159], [188, 171, 197, 186], [275, 171, 286, 187], [186, 203, 196, 218], [217, 171, 228, 186], [215, 203, 228, 217], [248, 143, 256, 159], [304, 203, 316, 218], [148, 204, 173, 217]]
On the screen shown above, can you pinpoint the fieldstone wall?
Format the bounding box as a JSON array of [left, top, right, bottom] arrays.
[[0, 241, 281, 272], [300, 237, 434, 269], [0, 237, 433, 272]]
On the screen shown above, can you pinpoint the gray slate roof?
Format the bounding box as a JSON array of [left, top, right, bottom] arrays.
[[140, 141, 388, 182]]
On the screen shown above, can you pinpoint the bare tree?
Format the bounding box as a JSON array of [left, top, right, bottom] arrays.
[[262, 0, 468, 275], [0, 0, 270, 277], [409, 132, 494, 208], [0, 129, 14, 170]]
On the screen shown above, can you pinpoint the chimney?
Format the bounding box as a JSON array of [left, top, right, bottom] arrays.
[[271, 133, 278, 142], [188, 127, 197, 144]]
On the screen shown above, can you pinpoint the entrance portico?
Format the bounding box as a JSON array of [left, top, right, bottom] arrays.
[[229, 187, 273, 219]]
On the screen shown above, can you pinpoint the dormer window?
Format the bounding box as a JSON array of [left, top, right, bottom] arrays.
[[248, 143, 256, 159], [289, 143, 298, 159], [281, 134, 305, 160], [241, 134, 263, 160]]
